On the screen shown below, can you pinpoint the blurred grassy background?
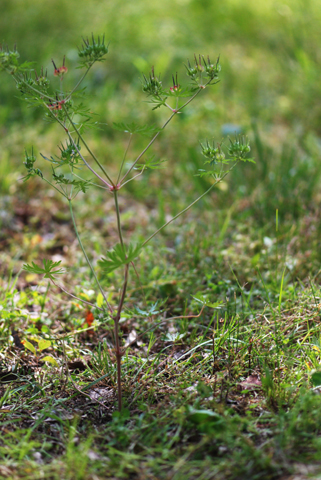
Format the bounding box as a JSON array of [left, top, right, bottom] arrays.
[[1, 0, 321, 280]]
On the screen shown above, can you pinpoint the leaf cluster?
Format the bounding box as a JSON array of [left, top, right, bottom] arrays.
[[134, 301, 162, 317], [52, 172, 91, 194], [41, 141, 82, 169], [197, 136, 254, 178], [99, 243, 142, 274], [16, 68, 49, 95], [77, 34, 109, 67], [23, 260, 65, 280], [134, 155, 166, 171], [0, 45, 33, 74], [185, 54, 221, 86], [22, 149, 43, 181]]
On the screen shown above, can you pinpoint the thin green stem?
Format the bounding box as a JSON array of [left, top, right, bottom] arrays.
[[117, 134, 133, 185], [48, 106, 112, 189], [68, 135, 112, 188], [175, 80, 211, 113], [120, 167, 145, 188], [114, 264, 129, 412], [113, 190, 125, 250], [62, 105, 114, 185], [120, 112, 176, 185], [68, 200, 114, 315], [72, 171, 110, 190], [114, 321, 122, 412], [41, 177, 68, 198], [164, 102, 175, 112], [65, 64, 93, 101], [142, 162, 239, 247], [120, 81, 212, 186], [116, 264, 129, 322], [12, 73, 53, 100], [112, 187, 130, 411], [50, 278, 104, 311]]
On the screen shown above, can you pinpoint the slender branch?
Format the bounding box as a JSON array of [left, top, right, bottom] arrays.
[[119, 80, 212, 186], [120, 167, 146, 188], [66, 130, 112, 188], [67, 136, 112, 189], [165, 102, 175, 112], [112, 188, 128, 405], [119, 111, 176, 184], [47, 106, 112, 189], [50, 278, 104, 311], [117, 134, 133, 185], [12, 73, 53, 100], [142, 162, 240, 247], [65, 64, 93, 101], [69, 200, 114, 315], [62, 105, 114, 186], [40, 176, 68, 198], [71, 171, 110, 190], [173, 78, 213, 115]]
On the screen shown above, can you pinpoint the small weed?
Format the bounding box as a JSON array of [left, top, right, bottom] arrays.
[[1, 38, 253, 410]]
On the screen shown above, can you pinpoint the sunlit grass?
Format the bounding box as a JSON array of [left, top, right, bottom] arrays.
[[1, 0, 321, 478]]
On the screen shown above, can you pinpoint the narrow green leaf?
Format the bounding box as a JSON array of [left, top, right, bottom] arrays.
[[99, 243, 142, 273], [23, 260, 65, 279]]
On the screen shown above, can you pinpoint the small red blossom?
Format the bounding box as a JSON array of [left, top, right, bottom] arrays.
[[48, 102, 62, 110], [84, 310, 94, 327], [52, 56, 68, 77], [82, 310, 95, 336], [47, 95, 66, 111], [170, 73, 180, 92]]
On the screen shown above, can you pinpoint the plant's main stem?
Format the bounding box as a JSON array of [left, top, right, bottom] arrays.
[[113, 190, 125, 250], [114, 320, 122, 412], [113, 187, 130, 411], [113, 265, 129, 411]]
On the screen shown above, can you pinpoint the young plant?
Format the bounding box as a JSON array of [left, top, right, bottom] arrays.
[[1, 38, 253, 410]]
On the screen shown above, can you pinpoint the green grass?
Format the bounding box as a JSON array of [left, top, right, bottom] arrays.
[[2, 0, 321, 478], [1, 208, 321, 478]]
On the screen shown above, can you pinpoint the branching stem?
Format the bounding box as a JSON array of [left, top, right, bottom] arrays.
[[50, 278, 104, 311], [142, 162, 239, 247], [120, 80, 212, 185], [117, 133, 133, 185], [62, 105, 114, 186]]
